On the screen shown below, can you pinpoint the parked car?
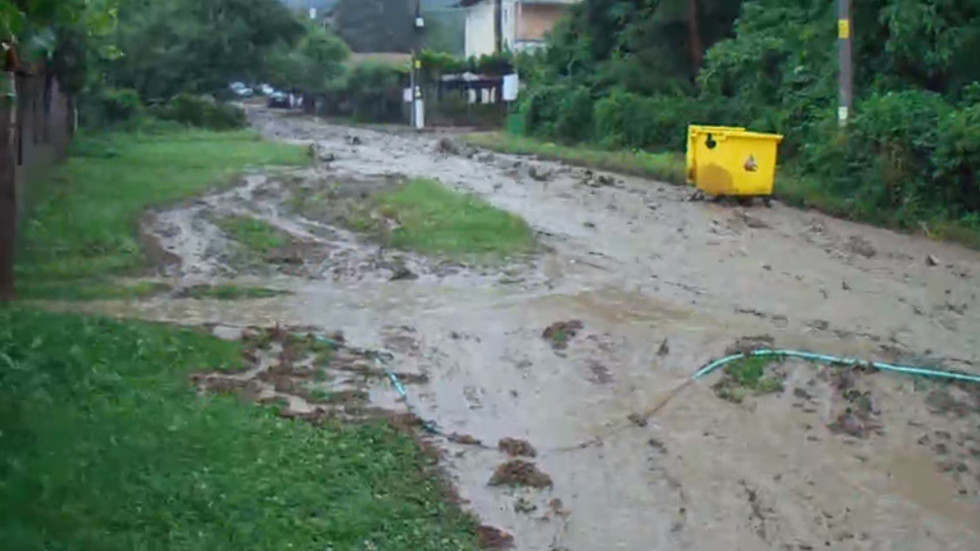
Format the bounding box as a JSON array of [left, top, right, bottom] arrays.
[[258, 83, 275, 96], [267, 91, 290, 109], [229, 82, 253, 98]]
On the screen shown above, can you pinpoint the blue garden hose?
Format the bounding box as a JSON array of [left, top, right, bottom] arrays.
[[693, 348, 980, 384]]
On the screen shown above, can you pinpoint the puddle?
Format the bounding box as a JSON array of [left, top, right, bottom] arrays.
[[55, 107, 980, 550]]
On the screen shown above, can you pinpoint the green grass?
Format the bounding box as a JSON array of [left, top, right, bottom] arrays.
[[214, 215, 291, 256], [176, 284, 290, 300], [16, 279, 172, 301], [375, 178, 536, 259], [713, 356, 785, 403], [15, 130, 308, 297], [0, 307, 479, 550], [463, 131, 686, 184]]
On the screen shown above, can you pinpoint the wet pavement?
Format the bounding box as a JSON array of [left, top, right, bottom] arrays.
[[58, 108, 980, 550]]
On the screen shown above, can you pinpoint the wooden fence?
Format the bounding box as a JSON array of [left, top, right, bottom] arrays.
[[0, 71, 75, 299]]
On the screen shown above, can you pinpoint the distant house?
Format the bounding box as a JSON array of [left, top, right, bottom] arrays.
[[460, 0, 578, 58]]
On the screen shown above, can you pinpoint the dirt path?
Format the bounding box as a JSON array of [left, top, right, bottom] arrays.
[[69, 109, 980, 550]]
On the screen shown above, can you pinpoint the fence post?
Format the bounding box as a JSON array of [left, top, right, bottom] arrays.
[[0, 81, 15, 300]]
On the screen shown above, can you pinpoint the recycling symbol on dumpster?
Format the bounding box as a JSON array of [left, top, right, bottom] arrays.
[[743, 154, 759, 172]]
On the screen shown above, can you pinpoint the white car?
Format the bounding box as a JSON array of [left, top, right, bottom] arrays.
[[229, 82, 253, 98]]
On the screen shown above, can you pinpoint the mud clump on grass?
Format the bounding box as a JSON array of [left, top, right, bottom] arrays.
[[489, 459, 553, 488], [498, 437, 537, 458], [827, 366, 881, 438], [543, 320, 584, 350], [475, 525, 514, 549]]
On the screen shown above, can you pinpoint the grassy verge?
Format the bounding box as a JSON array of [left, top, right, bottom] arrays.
[[375, 178, 536, 259], [0, 307, 479, 550], [775, 170, 980, 249], [468, 132, 980, 248], [16, 130, 308, 299], [463, 131, 686, 184]]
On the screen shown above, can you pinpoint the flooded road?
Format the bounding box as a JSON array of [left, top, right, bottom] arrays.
[[68, 109, 980, 550]]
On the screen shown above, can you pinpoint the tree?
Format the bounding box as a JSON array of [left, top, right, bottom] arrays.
[[108, 0, 305, 100], [265, 24, 349, 103], [332, 0, 415, 53]]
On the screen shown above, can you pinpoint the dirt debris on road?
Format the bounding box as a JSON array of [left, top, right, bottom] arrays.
[[78, 107, 980, 551], [489, 460, 554, 489], [498, 437, 538, 458]]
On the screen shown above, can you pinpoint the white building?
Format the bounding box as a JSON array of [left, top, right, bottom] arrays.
[[461, 0, 579, 59]]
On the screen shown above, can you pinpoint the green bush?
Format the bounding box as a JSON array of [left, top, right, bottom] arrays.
[[80, 88, 144, 128], [553, 86, 594, 143], [152, 94, 248, 130], [936, 102, 980, 213], [345, 63, 406, 123]]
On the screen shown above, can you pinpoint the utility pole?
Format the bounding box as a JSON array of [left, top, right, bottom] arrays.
[[837, 0, 852, 127], [411, 1, 425, 130], [494, 0, 503, 53]]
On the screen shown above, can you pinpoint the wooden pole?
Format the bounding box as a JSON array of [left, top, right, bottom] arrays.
[[0, 86, 16, 301], [686, 0, 704, 77], [837, 0, 853, 127]]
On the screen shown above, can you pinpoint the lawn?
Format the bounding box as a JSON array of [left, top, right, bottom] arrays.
[[376, 178, 536, 259], [0, 306, 479, 550], [463, 131, 686, 185], [15, 130, 308, 299]]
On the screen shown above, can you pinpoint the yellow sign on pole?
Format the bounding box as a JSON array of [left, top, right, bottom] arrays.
[[838, 19, 850, 39]]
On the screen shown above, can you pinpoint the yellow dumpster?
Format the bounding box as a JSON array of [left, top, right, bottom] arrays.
[[686, 125, 744, 184], [693, 129, 783, 197]]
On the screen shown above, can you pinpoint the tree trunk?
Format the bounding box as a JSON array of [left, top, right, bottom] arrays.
[[686, 0, 704, 78]]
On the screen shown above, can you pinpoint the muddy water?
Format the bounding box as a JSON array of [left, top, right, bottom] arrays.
[[66, 108, 980, 550]]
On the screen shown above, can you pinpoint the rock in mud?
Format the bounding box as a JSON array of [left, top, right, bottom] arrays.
[[345, 135, 362, 146], [735, 210, 770, 229], [528, 166, 551, 181], [926, 253, 940, 266], [627, 412, 649, 427], [498, 437, 538, 458], [475, 525, 515, 549], [514, 497, 537, 514], [436, 137, 460, 155], [542, 320, 584, 350], [657, 338, 670, 356], [389, 265, 418, 281], [448, 433, 483, 446], [846, 235, 877, 258], [489, 460, 553, 488], [828, 412, 868, 438]]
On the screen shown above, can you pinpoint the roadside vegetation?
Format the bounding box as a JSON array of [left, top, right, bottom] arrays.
[[16, 131, 307, 300], [511, 0, 980, 247], [0, 307, 479, 550], [464, 132, 685, 184]]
